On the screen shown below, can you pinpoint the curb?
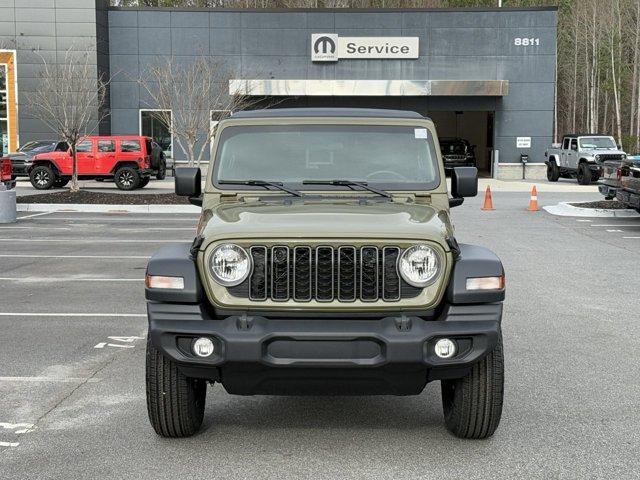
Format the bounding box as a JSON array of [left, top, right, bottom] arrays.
[[16, 203, 201, 214], [543, 202, 640, 218]]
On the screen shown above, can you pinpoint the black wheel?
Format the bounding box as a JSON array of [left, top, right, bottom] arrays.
[[441, 333, 504, 439], [577, 163, 592, 185], [139, 177, 150, 188], [53, 177, 70, 188], [114, 167, 140, 191], [156, 159, 166, 180], [146, 339, 206, 438], [29, 165, 55, 190], [546, 161, 560, 182]]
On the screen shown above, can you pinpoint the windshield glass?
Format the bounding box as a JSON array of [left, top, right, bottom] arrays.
[[214, 124, 440, 190], [579, 137, 616, 150], [19, 141, 55, 153]]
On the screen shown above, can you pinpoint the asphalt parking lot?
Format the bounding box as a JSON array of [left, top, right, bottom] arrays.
[[1, 191, 639, 479]]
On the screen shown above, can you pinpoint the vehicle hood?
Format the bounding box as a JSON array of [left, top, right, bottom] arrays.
[[582, 148, 625, 156], [199, 197, 451, 248]]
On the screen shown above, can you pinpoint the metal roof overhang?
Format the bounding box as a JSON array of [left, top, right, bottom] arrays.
[[229, 79, 509, 97]]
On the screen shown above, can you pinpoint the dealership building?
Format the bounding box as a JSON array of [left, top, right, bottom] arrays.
[[0, 1, 557, 179]]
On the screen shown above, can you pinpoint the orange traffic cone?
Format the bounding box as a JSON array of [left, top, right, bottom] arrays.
[[527, 186, 539, 211], [481, 186, 495, 211]]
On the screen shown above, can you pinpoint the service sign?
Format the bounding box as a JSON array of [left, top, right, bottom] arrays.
[[516, 137, 532, 148], [311, 34, 419, 62]]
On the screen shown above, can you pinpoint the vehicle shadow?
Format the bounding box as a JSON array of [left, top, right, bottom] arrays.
[[199, 383, 444, 433]]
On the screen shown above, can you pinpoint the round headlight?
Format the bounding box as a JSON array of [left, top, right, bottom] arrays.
[[398, 244, 440, 287], [209, 244, 251, 286]]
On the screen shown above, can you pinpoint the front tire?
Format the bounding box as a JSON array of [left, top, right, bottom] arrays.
[[441, 333, 504, 439], [29, 165, 55, 190], [546, 161, 560, 182], [146, 339, 206, 438], [577, 163, 592, 185], [114, 167, 140, 191]]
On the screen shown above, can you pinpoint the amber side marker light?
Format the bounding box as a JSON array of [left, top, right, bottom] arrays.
[[145, 274, 185, 290], [465, 276, 505, 291]]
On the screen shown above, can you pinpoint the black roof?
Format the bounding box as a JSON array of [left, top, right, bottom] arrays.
[[231, 108, 425, 120], [563, 133, 613, 138]]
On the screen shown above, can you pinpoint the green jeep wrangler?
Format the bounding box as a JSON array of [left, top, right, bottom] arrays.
[[145, 108, 505, 439]]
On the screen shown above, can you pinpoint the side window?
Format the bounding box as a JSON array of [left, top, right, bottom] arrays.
[[76, 140, 93, 153], [121, 139, 141, 153], [56, 142, 69, 152], [98, 140, 116, 152], [563, 138, 570, 150], [570, 139, 578, 151]]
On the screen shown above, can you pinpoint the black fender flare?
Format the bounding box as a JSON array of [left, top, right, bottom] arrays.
[[446, 244, 505, 304], [145, 243, 203, 303]]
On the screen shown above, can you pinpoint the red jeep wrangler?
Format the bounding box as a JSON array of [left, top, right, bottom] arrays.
[[29, 136, 162, 191]]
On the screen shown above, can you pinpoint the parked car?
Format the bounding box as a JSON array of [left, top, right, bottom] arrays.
[[616, 155, 640, 212], [28, 136, 162, 190], [3, 140, 68, 179], [545, 134, 627, 185], [598, 158, 625, 200], [1, 157, 14, 189], [144, 108, 505, 440], [439, 137, 476, 169]]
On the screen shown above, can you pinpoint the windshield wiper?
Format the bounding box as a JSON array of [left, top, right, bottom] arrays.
[[219, 180, 303, 197], [302, 179, 392, 198]]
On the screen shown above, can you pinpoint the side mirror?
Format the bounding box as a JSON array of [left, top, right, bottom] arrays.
[[449, 166, 478, 207], [175, 167, 202, 207]]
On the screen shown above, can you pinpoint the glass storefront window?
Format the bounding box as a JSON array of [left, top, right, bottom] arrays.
[[140, 110, 172, 157]]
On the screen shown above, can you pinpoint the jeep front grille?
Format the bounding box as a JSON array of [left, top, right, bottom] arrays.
[[598, 154, 624, 162], [228, 245, 421, 302]]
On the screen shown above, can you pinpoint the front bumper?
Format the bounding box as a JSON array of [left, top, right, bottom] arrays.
[[148, 302, 502, 395], [598, 184, 618, 198], [11, 163, 30, 176]]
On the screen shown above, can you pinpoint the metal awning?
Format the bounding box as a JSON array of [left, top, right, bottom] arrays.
[[229, 79, 509, 97]]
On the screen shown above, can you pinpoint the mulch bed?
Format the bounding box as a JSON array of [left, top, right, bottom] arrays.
[[17, 190, 190, 205], [568, 200, 630, 210]]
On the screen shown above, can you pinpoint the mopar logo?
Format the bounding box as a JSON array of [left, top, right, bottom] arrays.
[[311, 33, 419, 62], [311, 33, 339, 62], [314, 35, 336, 55]]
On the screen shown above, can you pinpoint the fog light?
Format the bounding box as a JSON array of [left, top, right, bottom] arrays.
[[434, 338, 456, 359], [193, 337, 214, 358]]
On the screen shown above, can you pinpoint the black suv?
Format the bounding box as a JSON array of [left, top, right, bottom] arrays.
[[6, 140, 68, 178], [440, 137, 476, 169]]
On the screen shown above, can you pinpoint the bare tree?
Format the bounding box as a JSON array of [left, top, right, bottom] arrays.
[[26, 47, 110, 192], [137, 55, 255, 167]]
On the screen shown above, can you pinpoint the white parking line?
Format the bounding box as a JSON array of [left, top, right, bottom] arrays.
[[606, 229, 624, 232], [0, 313, 145, 317], [20, 216, 198, 221], [623, 236, 640, 239], [0, 254, 149, 259], [16, 212, 54, 220], [0, 441, 19, 447], [0, 226, 193, 231], [0, 277, 143, 283]]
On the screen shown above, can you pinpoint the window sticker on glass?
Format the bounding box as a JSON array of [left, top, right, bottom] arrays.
[[414, 128, 428, 139]]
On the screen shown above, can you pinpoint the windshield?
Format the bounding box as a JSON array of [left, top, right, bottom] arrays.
[[18, 141, 55, 154], [579, 137, 617, 150], [214, 124, 441, 190]]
